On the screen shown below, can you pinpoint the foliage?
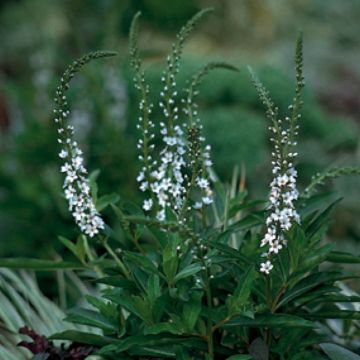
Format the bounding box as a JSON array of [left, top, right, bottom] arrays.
[[0, 269, 98, 360], [2, 1, 360, 262], [1, 7, 360, 360]]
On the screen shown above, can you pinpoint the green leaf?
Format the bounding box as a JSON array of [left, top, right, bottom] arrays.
[[220, 213, 263, 239], [106, 293, 153, 324], [293, 285, 340, 307], [173, 263, 202, 283], [326, 251, 360, 264], [223, 314, 314, 328], [144, 322, 183, 335], [0, 258, 83, 270], [299, 192, 337, 217], [86, 295, 120, 329], [50, 330, 113, 346], [226, 355, 252, 360], [94, 277, 137, 291], [207, 241, 251, 265], [228, 200, 266, 220], [65, 308, 115, 332], [320, 343, 360, 360], [96, 193, 120, 211], [59, 236, 77, 257], [162, 242, 179, 284], [182, 291, 203, 332], [146, 274, 161, 304], [98, 334, 195, 354], [228, 266, 256, 313], [303, 311, 360, 320], [288, 224, 306, 271], [128, 345, 176, 357], [281, 271, 356, 308], [305, 199, 341, 242], [124, 251, 159, 275], [299, 243, 335, 271], [308, 294, 360, 304], [75, 235, 87, 264]]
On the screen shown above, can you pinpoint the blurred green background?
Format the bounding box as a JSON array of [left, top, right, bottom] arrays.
[[0, 0, 359, 260]]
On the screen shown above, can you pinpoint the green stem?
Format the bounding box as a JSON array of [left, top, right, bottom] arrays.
[[103, 241, 131, 279], [278, 253, 287, 282], [204, 270, 214, 359]]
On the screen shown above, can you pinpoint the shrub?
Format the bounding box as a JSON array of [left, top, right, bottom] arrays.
[[1, 9, 360, 360]]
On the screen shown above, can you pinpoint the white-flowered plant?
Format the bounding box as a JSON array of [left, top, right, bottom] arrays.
[[54, 52, 116, 237], [250, 33, 304, 274], [129, 11, 237, 224]]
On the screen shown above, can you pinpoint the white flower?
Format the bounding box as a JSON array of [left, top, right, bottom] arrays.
[[143, 199, 153, 211], [260, 118, 300, 274], [269, 240, 283, 254], [161, 151, 173, 164], [156, 209, 166, 221], [137, 171, 145, 182], [202, 196, 213, 205], [261, 229, 276, 247], [64, 186, 75, 200], [260, 261, 274, 275], [161, 178, 172, 191], [177, 146, 186, 155], [55, 96, 104, 237], [163, 136, 177, 146], [61, 163, 72, 173], [140, 181, 148, 192], [277, 174, 289, 186], [158, 192, 168, 207], [72, 156, 84, 171], [59, 150, 68, 158], [193, 202, 203, 209], [65, 171, 77, 183], [197, 177, 209, 189]]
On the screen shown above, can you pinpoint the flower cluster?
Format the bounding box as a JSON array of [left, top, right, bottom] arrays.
[[55, 94, 104, 238], [53, 53, 114, 237], [252, 33, 304, 274], [130, 12, 217, 223], [185, 112, 214, 211], [259, 118, 300, 274]]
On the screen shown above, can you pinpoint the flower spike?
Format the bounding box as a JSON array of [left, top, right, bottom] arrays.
[[54, 51, 116, 237]]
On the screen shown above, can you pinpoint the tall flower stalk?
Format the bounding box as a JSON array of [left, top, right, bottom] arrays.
[[54, 51, 116, 237], [129, 10, 238, 225], [250, 33, 304, 274], [129, 9, 210, 223], [180, 62, 238, 218]]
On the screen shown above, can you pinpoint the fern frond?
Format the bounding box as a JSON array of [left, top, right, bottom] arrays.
[[301, 166, 360, 199]]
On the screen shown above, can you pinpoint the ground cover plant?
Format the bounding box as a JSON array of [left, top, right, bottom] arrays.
[[1, 9, 360, 360]]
